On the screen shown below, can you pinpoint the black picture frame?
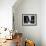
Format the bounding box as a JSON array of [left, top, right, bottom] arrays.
[[22, 14, 37, 26]]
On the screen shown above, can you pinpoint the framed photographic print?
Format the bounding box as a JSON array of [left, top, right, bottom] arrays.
[[22, 14, 37, 26]]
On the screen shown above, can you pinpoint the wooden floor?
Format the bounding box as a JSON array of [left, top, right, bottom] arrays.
[[0, 39, 16, 46]]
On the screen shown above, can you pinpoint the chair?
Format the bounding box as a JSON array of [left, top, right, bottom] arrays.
[[14, 33, 23, 46]]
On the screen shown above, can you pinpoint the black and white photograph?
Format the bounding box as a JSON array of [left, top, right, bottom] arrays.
[[22, 14, 37, 26]]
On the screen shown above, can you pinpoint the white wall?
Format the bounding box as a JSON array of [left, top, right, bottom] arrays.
[[0, 0, 16, 30], [41, 0, 46, 46], [13, 0, 41, 46]]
